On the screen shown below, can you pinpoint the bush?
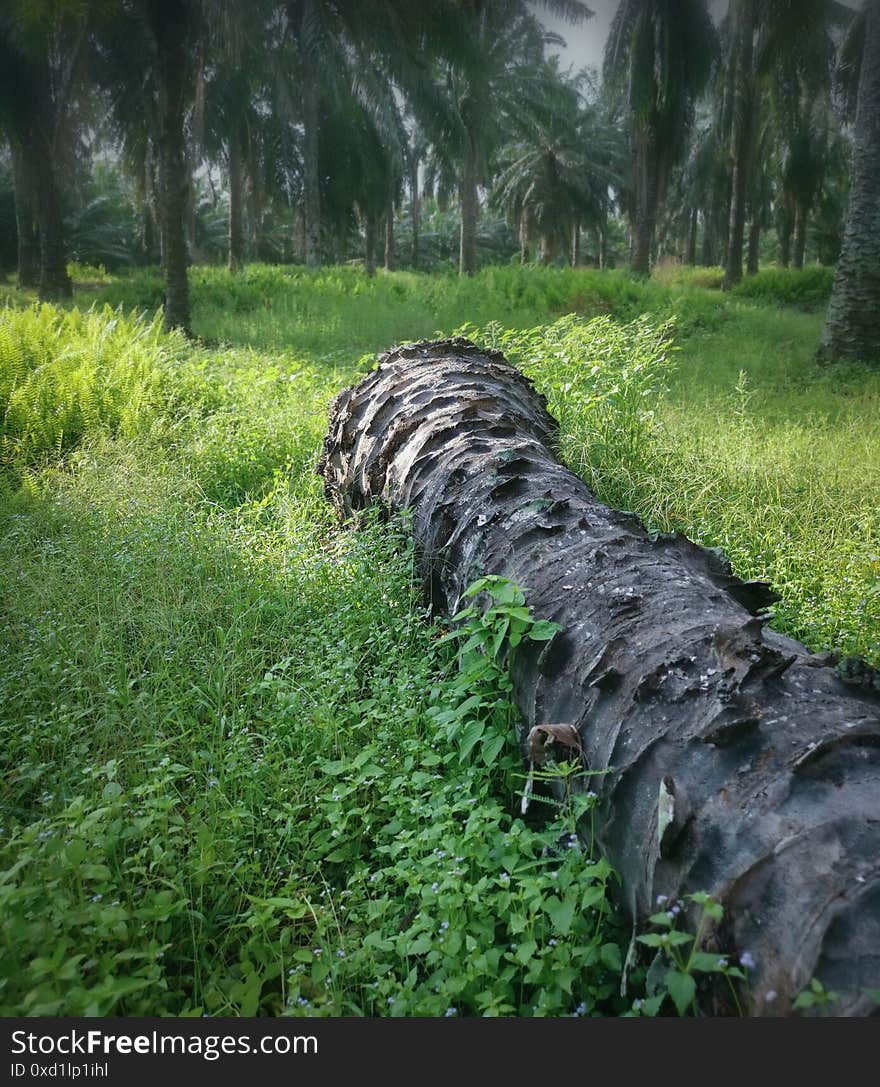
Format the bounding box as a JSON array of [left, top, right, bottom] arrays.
[[0, 303, 176, 480], [731, 266, 835, 310]]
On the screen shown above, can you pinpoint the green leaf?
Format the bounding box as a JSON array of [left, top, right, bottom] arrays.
[[664, 930, 695, 947], [481, 730, 507, 767], [666, 970, 696, 1016], [600, 942, 622, 972], [515, 939, 537, 964], [457, 718, 486, 761], [528, 620, 561, 641], [546, 894, 576, 935], [688, 951, 728, 973], [648, 910, 674, 928]]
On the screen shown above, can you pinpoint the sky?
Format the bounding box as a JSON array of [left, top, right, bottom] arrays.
[[533, 0, 728, 76], [534, 0, 861, 74]]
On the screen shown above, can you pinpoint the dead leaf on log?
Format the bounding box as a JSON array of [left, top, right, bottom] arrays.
[[527, 723, 584, 764]]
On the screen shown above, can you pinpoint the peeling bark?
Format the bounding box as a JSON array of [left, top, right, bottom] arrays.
[[319, 338, 880, 1017]]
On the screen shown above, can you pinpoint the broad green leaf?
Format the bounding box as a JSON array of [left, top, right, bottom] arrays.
[[457, 718, 486, 761], [666, 970, 696, 1016]]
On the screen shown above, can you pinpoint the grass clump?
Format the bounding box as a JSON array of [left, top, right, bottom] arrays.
[[730, 266, 835, 310], [0, 304, 176, 483]]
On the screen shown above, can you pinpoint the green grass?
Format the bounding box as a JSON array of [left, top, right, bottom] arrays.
[[1, 263, 877, 1017]]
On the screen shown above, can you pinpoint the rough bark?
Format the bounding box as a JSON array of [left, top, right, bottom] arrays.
[[155, 6, 191, 334], [11, 143, 39, 289], [632, 132, 659, 276], [746, 222, 760, 276], [459, 133, 479, 277], [319, 338, 880, 1017], [819, 0, 880, 364], [723, 0, 755, 291]]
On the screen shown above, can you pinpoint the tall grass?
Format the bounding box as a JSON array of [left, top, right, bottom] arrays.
[[1, 265, 877, 1017], [0, 305, 176, 481]]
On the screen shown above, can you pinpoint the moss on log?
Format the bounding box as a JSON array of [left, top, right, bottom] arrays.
[[319, 337, 880, 1016]]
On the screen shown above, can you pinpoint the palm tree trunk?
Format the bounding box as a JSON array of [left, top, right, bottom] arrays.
[[570, 223, 580, 267], [819, 0, 880, 363], [301, 29, 321, 270], [459, 133, 479, 277], [30, 58, 71, 301], [746, 222, 760, 275], [384, 180, 395, 272], [539, 234, 557, 265], [365, 214, 377, 277], [723, 0, 755, 290], [701, 215, 715, 266], [227, 134, 244, 272], [519, 211, 529, 264], [155, 6, 191, 334], [792, 203, 808, 270], [632, 209, 655, 276], [246, 169, 263, 261], [11, 143, 39, 289], [778, 198, 794, 267], [409, 151, 420, 269], [293, 205, 305, 263], [684, 209, 698, 265], [632, 134, 658, 276], [32, 139, 72, 299], [320, 338, 880, 1017]]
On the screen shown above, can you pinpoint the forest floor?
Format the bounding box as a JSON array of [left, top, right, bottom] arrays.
[[1, 263, 877, 1016]]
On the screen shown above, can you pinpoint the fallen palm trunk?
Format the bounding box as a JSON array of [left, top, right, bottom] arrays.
[[319, 337, 880, 1016]]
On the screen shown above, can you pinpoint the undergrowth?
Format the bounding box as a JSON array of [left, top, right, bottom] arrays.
[[1, 265, 878, 1017]]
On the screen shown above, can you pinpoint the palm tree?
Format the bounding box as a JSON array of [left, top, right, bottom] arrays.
[[93, 0, 204, 332], [723, 0, 852, 286], [604, 0, 719, 276], [721, 0, 756, 288], [818, 0, 880, 364], [491, 65, 622, 266], [418, 1, 592, 277], [0, 4, 88, 298]]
